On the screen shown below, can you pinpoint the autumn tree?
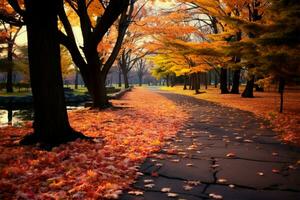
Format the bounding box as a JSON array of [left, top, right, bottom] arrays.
[[0, 1, 23, 92], [136, 59, 147, 86], [248, 0, 300, 111], [58, 0, 131, 108], [2, 0, 88, 147]]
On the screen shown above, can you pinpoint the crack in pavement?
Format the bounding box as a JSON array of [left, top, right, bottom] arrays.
[[142, 171, 300, 193], [132, 186, 209, 199]]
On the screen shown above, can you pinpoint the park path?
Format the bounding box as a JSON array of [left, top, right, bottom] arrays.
[[120, 89, 300, 200]]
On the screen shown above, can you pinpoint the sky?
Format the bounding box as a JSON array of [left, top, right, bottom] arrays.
[[15, 0, 176, 47]]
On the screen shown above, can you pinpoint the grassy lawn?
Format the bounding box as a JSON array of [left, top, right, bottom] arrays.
[[0, 85, 124, 97]]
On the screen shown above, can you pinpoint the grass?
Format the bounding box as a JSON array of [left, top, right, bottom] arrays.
[[0, 85, 123, 97]]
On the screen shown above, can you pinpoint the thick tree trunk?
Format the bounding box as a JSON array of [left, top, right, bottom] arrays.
[[208, 71, 211, 87], [220, 67, 229, 94], [241, 76, 255, 98], [183, 74, 188, 90], [191, 73, 195, 90], [204, 73, 208, 90], [171, 74, 175, 87], [188, 74, 192, 90], [195, 73, 200, 94], [138, 76, 142, 86], [214, 70, 218, 88], [278, 77, 285, 113], [85, 64, 110, 108], [166, 75, 170, 87], [22, 0, 85, 147], [228, 68, 231, 91], [230, 69, 240, 94], [123, 70, 129, 88]]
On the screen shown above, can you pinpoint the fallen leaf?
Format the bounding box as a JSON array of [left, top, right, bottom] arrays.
[[217, 178, 227, 183], [144, 184, 155, 188], [167, 192, 179, 197], [209, 193, 223, 199], [151, 172, 159, 177], [183, 185, 193, 191], [144, 179, 154, 183], [161, 187, 171, 193], [272, 169, 280, 173], [226, 153, 236, 158], [128, 190, 143, 196], [257, 172, 264, 176], [186, 180, 201, 186]]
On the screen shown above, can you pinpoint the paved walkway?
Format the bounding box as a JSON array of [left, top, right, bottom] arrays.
[[121, 90, 300, 200]]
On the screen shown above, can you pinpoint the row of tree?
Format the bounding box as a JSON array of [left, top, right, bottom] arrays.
[[148, 0, 300, 113]]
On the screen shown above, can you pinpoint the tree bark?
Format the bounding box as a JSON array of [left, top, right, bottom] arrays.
[[230, 69, 241, 94], [57, 0, 129, 108], [204, 73, 208, 89], [74, 68, 79, 89], [208, 71, 211, 87], [241, 76, 255, 98], [220, 67, 229, 94], [6, 42, 13, 93], [21, 0, 85, 147], [118, 67, 122, 87], [214, 70, 218, 88], [195, 73, 200, 94], [166, 74, 170, 87], [123, 70, 129, 88], [183, 74, 188, 90], [278, 77, 285, 113], [188, 74, 192, 90]]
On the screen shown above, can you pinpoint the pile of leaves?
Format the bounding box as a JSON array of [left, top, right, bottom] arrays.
[[161, 86, 300, 145], [0, 88, 187, 199]]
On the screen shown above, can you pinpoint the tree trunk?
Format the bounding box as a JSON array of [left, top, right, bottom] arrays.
[[195, 73, 200, 94], [208, 71, 211, 87], [220, 67, 229, 94], [166, 75, 170, 87], [188, 74, 192, 90], [214, 70, 218, 88], [241, 76, 255, 98], [6, 42, 13, 93], [183, 74, 188, 90], [74, 68, 79, 89], [191, 73, 195, 90], [118, 67, 122, 87], [21, 0, 85, 147], [204, 73, 208, 89], [138, 76, 142, 86], [171, 74, 175, 87], [230, 69, 240, 94], [278, 77, 285, 113], [123, 70, 129, 88], [228, 68, 231, 91]]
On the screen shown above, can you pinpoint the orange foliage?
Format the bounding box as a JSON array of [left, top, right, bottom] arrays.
[[0, 88, 187, 199]]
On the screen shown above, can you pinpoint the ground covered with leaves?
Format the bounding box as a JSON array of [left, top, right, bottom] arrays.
[[161, 85, 300, 145], [0, 88, 187, 199]]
